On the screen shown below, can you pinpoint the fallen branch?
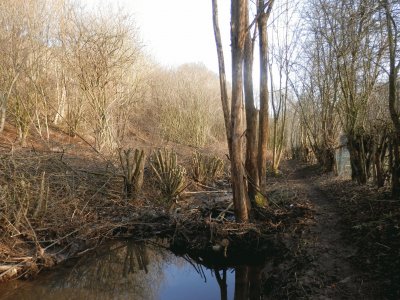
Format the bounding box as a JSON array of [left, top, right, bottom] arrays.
[[184, 190, 229, 195]]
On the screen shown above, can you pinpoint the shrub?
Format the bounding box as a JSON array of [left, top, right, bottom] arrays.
[[150, 149, 186, 201], [192, 151, 224, 184], [118, 148, 146, 200]]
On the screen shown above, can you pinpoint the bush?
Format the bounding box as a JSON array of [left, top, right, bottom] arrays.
[[150, 149, 187, 201], [192, 151, 224, 184], [118, 148, 146, 200]]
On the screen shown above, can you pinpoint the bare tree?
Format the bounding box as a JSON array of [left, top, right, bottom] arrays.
[[212, 0, 232, 155], [258, 0, 274, 194], [230, 0, 251, 221], [212, 0, 275, 221], [269, 0, 295, 174], [244, 0, 259, 203], [297, 0, 384, 182], [60, 7, 141, 151], [381, 0, 400, 197]]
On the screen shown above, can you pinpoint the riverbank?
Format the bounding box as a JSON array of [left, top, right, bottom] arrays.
[[0, 141, 313, 284]]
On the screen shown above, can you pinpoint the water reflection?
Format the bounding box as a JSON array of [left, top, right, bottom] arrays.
[[0, 241, 264, 300], [234, 266, 262, 300]]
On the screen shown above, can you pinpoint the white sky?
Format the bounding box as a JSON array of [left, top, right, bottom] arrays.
[[85, 0, 298, 94], [87, 0, 232, 74]]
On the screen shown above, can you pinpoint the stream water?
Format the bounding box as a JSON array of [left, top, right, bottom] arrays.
[[0, 240, 266, 300]]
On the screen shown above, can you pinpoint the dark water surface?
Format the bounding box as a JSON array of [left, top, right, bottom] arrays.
[[0, 241, 264, 300]]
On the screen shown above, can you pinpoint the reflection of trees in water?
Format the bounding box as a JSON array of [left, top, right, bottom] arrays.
[[1, 241, 265, 300], [1, 240, 176, 300], [234, 266, 262, 300], [52, 240, 173, 300], [214, 266, 262, 300], [215, 269, 228, 300], [122, 241, 149, 276], [187, 254, 262, 300]]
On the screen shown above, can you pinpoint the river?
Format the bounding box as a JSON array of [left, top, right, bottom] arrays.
[[0, 240, 266, 300]]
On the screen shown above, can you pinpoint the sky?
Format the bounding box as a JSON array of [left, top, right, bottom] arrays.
[[85, 0, 298, 92], [87, 0, 232, 74]]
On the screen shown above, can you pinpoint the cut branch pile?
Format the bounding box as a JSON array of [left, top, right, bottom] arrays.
[[112, 195, 314, 262]]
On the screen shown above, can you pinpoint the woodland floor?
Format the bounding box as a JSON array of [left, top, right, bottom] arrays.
[[266, 160, 399, 299], [0, 125, 399, 299]]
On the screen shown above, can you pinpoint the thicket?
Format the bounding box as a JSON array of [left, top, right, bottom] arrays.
[[0, 0, 226, 153], [0, 0, 399, 198], [285, 0, 400, 197]]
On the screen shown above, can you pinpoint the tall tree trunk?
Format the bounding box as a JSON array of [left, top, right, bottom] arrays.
[[257, 0, 273, 194], [230, 0, 250, 222], [212, 0, 232, 156], [392, 138, 400, 198], [244, 1, 259, 203], [383, 0, 400, 198]]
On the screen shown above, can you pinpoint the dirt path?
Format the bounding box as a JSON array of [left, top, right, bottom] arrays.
[[279, 161, 372, 299]]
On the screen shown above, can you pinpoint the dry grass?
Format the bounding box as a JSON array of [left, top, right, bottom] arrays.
[[0, 149, 135, 281]]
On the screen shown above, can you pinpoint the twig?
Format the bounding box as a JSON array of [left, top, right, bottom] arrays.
[[77, 169, 121, 177], [194, 181, 223, 190], [375, 242, 391, 250], [217, 203, 234, 221], [43, 228, 82, 251], [184, 190, 229, 195]]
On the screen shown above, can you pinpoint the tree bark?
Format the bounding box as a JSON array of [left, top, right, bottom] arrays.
[[244, 0, 259, 203], [383, 0, 400, 198], [257, 0, 273, 194], [230, 0, 250, 222], [347, 133, 368, 184], [212, 0, 232, 156], [215, 269, 228, 300]]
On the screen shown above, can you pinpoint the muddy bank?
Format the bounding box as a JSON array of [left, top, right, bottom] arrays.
[[319, 175, 400, 299], [268, 161, 399, 299]]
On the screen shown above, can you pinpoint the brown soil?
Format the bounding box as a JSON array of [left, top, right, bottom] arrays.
[[319, 174, 400, 299], [263, 160, 391, 299]]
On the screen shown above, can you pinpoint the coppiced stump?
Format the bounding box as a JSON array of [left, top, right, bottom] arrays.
[[119, 148, 146, 200]]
